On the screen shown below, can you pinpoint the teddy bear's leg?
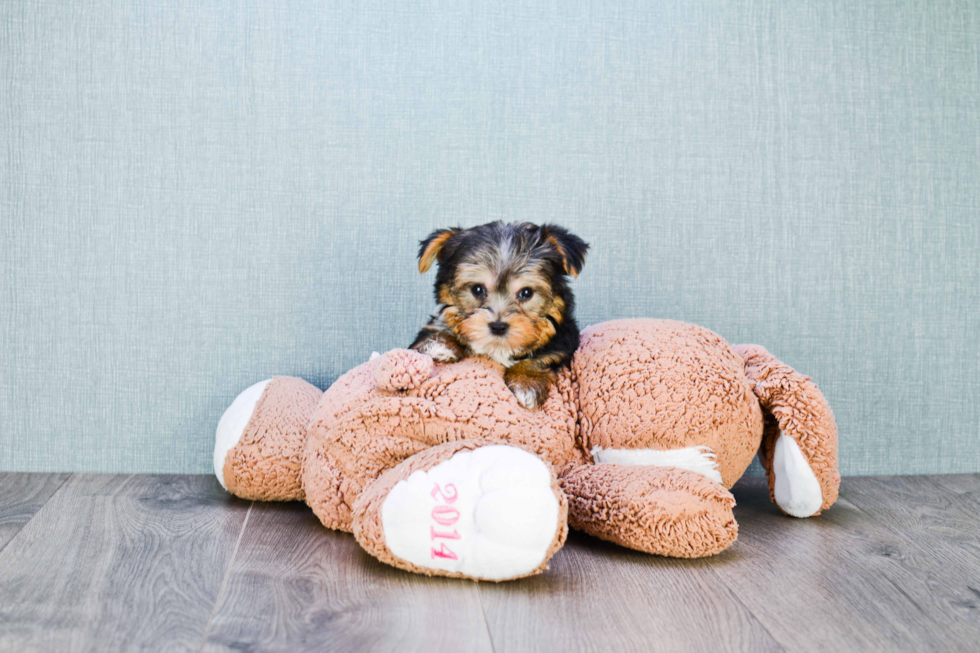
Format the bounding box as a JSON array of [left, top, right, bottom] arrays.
[[302, 394, 450, 533], [215, 376, 323, 501], [560, 463, 738, 558], [734, 345, 840, 518], [351, 441, 568, 581]]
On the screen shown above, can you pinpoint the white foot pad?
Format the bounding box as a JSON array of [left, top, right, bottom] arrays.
[[591, 445, 723, 484], [773, 434, 823, 517], [381, 445, 561, 580], [214, 379, 271, 489]]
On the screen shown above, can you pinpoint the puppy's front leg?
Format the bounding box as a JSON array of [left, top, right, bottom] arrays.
[[505, 359, 556, 409], [410, 325, 466, 363]]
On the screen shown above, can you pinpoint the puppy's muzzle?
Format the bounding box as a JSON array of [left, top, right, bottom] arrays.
[[489, 321, 509, 336]]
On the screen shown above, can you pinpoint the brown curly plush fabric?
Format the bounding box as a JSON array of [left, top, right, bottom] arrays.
[[223, 376, 323, 501], [373, 348, 435, 392], [352, 440, 568, 581], [574, 319, 763, 487], [561, 463, 737, 557], [735, 344, 840, 514]]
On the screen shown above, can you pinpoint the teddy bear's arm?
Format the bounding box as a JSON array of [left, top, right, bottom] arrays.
[[559, 463, 738, 558], [216, 376, 323, 502], [734, 345, 840, 518]]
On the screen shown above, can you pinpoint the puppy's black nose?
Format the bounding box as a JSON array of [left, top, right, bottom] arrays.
[[489, 321, 509, 336]]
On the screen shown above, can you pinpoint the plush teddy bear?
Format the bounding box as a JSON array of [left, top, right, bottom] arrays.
[[214, 319, 838, 581]]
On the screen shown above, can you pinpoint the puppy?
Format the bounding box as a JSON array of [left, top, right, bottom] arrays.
[[410, 221, 588, 409]]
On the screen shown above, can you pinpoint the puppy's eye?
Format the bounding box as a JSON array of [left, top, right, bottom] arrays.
[[518, 287, 534, 301], [472, 284, 487, 299]]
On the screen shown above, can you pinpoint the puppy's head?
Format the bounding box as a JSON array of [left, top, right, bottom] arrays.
[[418, 221, 588, 365]]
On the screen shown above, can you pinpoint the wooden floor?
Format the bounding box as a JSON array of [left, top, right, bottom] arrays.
[[0, 473, 978, 652]]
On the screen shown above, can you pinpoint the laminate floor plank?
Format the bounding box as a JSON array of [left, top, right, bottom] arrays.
[[840, 475, 980, 611], [844, 475, 980, 548], [201, 501, 494, 653], [477, 531, 782, 653], [0, 474, 251, 653], [705, 477, 980, 652], [928, 473, 980, 504], [0, 472, 71, 552]]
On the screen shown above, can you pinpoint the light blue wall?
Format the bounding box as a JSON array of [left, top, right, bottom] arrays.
[[2, 0, 978, 475]]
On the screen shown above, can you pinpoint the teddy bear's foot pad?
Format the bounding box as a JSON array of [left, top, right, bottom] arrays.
[[360, 445, 565, 581], [772, 434, 823, 518]]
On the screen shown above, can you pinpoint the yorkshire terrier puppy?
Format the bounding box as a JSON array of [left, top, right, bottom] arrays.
[[410, 221, 588, 409]]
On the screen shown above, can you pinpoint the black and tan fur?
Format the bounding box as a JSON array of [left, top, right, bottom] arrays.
[[410, 221, 588, 409]]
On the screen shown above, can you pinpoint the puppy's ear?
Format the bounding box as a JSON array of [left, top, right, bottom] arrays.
[[540, 225, 589, 278], [418, 227, 460, 273]]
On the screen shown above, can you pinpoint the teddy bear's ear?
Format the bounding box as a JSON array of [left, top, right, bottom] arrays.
[[418, 227, 461, 273], [540, 224, 589, 278]]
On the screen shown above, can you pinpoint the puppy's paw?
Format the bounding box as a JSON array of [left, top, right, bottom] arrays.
[[504, 363, 553, 410], [412, 331, 465, 363], [417, 340, 461, 363], [505, 377, 548, 409], [510, 384, 544, 409]]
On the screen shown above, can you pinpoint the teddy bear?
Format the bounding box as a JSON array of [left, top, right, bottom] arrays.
[[213, 318, 839, 582]]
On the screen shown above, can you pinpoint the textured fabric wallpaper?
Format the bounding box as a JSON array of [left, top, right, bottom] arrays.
[[2, 1, 978, 475]]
